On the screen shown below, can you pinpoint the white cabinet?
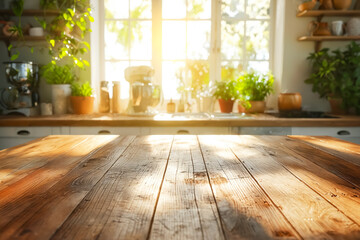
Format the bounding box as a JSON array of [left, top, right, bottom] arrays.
[[0, 126, 70, 150], [292, 127, 360, 144], [146, 127, 230, 135], [69, 126, 143, 135]]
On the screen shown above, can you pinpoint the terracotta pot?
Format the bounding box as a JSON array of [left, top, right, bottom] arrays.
[[278, 93, 302, 111], [319, 0, 333, 9], [298, 0, 317, 12], [328, 97, 346, 115], [70, 96, 94, 114], [333, 0, 352, 10], [218, 99, 234, 113], [238, 101, 266, 113]]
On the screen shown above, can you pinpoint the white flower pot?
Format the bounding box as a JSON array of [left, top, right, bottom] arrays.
[[51, 84, 71, 115]]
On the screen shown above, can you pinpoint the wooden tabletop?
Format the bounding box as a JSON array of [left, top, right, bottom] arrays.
[[0, 135, 360, 239]]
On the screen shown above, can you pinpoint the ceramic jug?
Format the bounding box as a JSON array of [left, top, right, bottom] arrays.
[[319, 0, 333, 9], [309, 21, 331, 36]]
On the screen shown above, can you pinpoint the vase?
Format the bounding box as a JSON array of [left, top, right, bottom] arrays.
[[70, 96, 94, 114], [319, 0, 333, 9], [278, 93, 302, 112], [218, 99, 234, 113], [333, 0, 352, 10], [51, 84, 71, 115]]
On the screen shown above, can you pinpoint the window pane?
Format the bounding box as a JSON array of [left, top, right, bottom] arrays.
[[163, 0, 186, 19], [246, 21, 269, 60], [163, 21, 186, 60], [187, 0, 211, 19], [130, 21, 152, 60], [187, 21, 211, 60], [130, 0, 152, 19], [247, 0, 270, 19], [105, 61, 130, 98], [221, 61, 242, 81], [162, 61, 185, 99], [105, 21, 129, 60], [105, 0, 128, 19], [221, 0, 245, 19], [248, 61, 269, 73], [221, 20, 244, 60]]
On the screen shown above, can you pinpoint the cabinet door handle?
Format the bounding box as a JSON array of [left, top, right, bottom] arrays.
[[337, 130, 350, 136], [177, 130, 190, 134], [98, 130, 111, 135], [17, 130, 30, 136]]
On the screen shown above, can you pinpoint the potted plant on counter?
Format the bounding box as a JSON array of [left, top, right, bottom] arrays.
[[213, 79, 239, 113], [237, 72, 274, 113], [306, 42, 360, 115], [41, 63, 74, 115], [70, 81, 94, 114]]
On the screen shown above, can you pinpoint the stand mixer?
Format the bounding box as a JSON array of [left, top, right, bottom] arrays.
[[0, 62, 39, 116], [125, 66, 161, 114]]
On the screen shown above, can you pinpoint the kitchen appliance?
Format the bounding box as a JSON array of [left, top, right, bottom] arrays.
[[0, 62, 39, 116], [125, 66, 161, 114]]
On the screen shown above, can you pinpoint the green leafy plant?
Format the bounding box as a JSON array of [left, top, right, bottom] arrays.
[[40, 0, 93, 68], [41, 63, 75, 84], [213, 79, 239, 101], [237, 72, 274, 101], [71, 81, 93, 97], [306, 42, 360, 114]]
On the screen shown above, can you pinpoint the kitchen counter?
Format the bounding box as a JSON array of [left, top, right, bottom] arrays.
[[0, 135, 359, 239], [0, 113, 360, 127]]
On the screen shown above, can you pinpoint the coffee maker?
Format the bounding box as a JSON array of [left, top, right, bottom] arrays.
[[0, 62, 39, 116], [125, 66, 161, 114]]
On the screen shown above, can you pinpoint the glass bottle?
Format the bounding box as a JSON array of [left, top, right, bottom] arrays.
[[99, 81, 110, 113]]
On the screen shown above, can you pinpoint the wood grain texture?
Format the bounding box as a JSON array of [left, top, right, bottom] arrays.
[[51, 135, 173, 240], [255, 135, 360, 226], [0, 135, 117, 236], [198, 135, 300, 239], [0, 136, 135, 240], [230, 135, 360, 239], [149, 135, 224, 240], [289, 136, 360, 166]]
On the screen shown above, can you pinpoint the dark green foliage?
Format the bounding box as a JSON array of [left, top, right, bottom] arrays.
[[41, 63, 75, 84]]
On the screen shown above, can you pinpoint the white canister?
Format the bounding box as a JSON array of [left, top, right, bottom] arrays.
[[29, 27, 44, 37], [332, 20, 344, 36], [51, 84, 71, 115], [40, 103, 53, 116]]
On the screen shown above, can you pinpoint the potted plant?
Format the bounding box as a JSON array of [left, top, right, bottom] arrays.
[[306, 42, 360, 115], [237, 72, 274, 113], [70, 81, 94, 114], [213, 79, 239, 113], [41, 63, 74, 115]]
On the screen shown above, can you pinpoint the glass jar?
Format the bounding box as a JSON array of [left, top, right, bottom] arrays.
[[99, 81, 110, 113]]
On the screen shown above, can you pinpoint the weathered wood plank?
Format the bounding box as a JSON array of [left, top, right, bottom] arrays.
[[289, 136, 360, 167], [198, 135, 300, 239], [51, 135, 173, 240], [0, 136, 135, 240], [277, 136, 360, 189], [149, 135, 224, 240], [0, 135, 89, 191], [255, 135, 360, 226], [0, 135, 117, 232], [230, 135, 360, 239]]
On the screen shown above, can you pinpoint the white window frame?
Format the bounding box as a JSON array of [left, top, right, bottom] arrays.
[[94, 0, 273, 104]]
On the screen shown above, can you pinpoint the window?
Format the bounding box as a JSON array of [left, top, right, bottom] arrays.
[[102, 0, 272, 100]]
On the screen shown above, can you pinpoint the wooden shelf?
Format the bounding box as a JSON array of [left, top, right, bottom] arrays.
[[297, 10, 360, 17], [0, 36, 46, 41], [0, 9, 60, 16], [298, 36, 360, 41]]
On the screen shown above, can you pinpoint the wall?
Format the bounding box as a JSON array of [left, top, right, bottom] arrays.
[[0, 0, 91, 110], [275, 0, 355, 112]]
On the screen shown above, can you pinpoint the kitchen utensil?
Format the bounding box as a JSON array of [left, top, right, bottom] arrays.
[[278, 93, 302, 112], [309, 21, 331, 36], [333, 0, 352, 10]]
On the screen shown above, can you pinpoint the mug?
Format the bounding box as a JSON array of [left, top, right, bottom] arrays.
[[332, 21, 344, 36], [29, 27, 44, 37]]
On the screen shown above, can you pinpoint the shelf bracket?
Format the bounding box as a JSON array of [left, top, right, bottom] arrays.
[[315, 41, 322, 52]]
